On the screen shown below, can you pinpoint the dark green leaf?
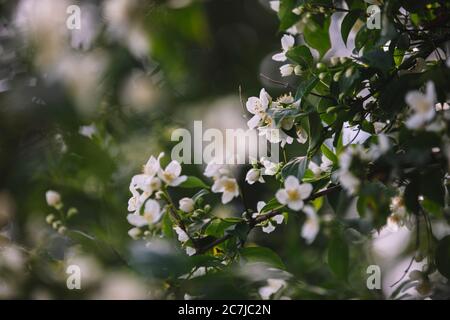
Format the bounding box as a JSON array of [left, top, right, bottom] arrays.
[[281, 156, 308, 180], [240, 246, 286, 270], [178, 176, 209, 189]]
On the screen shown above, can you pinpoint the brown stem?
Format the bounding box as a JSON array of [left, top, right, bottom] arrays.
[[195, 184, 341, 255]]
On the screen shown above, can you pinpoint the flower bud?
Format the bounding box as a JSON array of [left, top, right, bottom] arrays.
[[316, 62, 326, 71], [179, 197, 195, 213], [294, 65, 303, 75], [57, 226, 67, 235], [333, 71, 342, 82], [330, 56, 340, 66], [45, 190, 62, 209], [319, 72, 327, 81], [45, 214, 56, 224], [128, 227, 142, 240]]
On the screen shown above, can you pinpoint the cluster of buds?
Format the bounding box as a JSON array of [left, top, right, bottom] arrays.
[[44, 190, 78, 235]]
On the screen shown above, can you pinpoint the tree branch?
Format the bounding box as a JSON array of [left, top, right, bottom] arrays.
[[195, 184, 341, 255]]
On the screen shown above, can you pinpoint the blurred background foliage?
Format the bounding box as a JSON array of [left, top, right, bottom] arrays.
[[1, 0, 446, 299]]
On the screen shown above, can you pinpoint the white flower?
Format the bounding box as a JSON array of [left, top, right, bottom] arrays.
[[126, 214, 147, 228], [212, 177, 240, 204], [203, 161, 230, 180], [126, 199, 161, 227], [259, 279, 286, 300], [143, 152, 164, 177], [272, 35, 295, 62], [174, 226, 189, 242], [280, 64, 294, 77], [258, 119, 294, 147], [45, 190, 62, 208], [337, 146, 369, 194], [405, 82, 436, 129], [245, 168, 265, 184], [338, 171, 360, 195], [129, 153, 164, 197], [308, 155, 333, 177], [276, 176, 312, 210], [179, 197, 195, 213], [246, 88, 271, 129], [185, 246, 196, 256], [158, 160, 187, 187], [130, 175, 161, 196], [128, 227, 142, 240], [78, 124, 97, 139], [269, 1, 280, 12], [252, 201, 284, 234], [369, 134, 390, 159], [301, 206, 319, 244], [261, 157, 279, 176]]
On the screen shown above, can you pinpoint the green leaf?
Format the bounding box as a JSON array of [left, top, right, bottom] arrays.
[[261, 198, 283, 213], [281, 156, 308, 180], [278, 0, 300, 31], [341, 10, 362, 46], [226, 222, 250, 244], [240, 246, 286, 270], [303, 15, 331, 58], [436, 235, 450, 279], [178, 176, 209, 189], [161, 212, 174, 238], [205, 219, 236, 238], [307, 112, 323, 152], [328, 231, 349, 281], [320, 144, 338, 164], [295, 76, 319, 101], [361, 49, 394, 76], [286, 45, 314, 68]]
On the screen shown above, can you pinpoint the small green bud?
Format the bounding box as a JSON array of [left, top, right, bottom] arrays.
[[345, 67, 354, 78], [316, 62, 326, 71], [67, 207, 78, 219], [318, 72, 327, 81], [57, 226, 67, 235], [333, 71, 342, 82], [46, 214, 56, 224]]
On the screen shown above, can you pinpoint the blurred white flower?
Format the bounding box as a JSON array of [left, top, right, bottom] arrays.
[[269, 1, 280, 12], [259, 279, 286, 300], [128, 227, 142, 239], [79, 124, 97, 139], [127, 199, 161, 227], [301, 206, 319, 244], [179, 197, 195, 213], [245, 168, 264, 184], [272, 35, 295, 62], [275, 176, 312, 210], [212, 177, 239, 204], [121, 70, 158, 113], [158, 160, 187, 187], [203, 161, 230, 180], [45, 190, 62, 209], [246, 89, 271, 129], [405, 82, 436, 129], [93, 272, 149, 299], [308, 155, 333, 177]]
